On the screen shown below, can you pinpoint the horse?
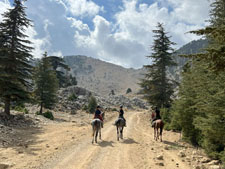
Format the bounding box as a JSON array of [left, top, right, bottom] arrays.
[[151, 112, 164, 142], [91, 112, 104, 144], [115, 118, 125, 141]]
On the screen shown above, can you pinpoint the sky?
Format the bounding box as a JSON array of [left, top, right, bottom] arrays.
[[0, 0, 211, 68]]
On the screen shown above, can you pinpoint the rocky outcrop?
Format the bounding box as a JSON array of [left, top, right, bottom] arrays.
[[55, 86, 149, 113]]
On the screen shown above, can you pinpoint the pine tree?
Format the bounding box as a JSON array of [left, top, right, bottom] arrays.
[[188, 0, 225, 71], [44, 56, 71, 87], [140, 23, 176, 108], [169, 0, 225, 162], [0, 0, 33, 115], [33, 52, 58, 114]]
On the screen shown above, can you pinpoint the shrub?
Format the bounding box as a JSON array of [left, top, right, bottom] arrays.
[[82, 105, 88, 111], [43, 111, 54, 120], [68, 93, 77, 101], [126, 88, 132, 94], [112, 108, 117, 111], [88, 96, 97, 114], [24, 108, 29, 114]]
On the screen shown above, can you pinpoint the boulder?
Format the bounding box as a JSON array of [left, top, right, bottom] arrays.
[[178, 150, 186, 157], [156, 155, 164, 160]]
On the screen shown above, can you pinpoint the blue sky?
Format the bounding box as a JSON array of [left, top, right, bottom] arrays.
[[0, 0, 211, 68]]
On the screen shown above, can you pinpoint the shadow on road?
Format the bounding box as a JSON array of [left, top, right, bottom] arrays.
[[122, 138, 139, 144], [98, 140, 115, 147], [163, 140, 184, 149]]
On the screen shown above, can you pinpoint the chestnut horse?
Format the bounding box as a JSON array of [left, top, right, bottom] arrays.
[[151, 112, 164, 142]]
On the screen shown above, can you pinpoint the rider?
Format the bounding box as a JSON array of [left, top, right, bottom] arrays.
[[119, 106, 126, 127], [152, 107, 161, 127], [94, 105, 103, 128]]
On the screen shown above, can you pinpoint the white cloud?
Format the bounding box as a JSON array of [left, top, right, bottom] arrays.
[[0, 0, 10, 21], [0, 0, 211, 68], [167, 0, 210, 25], [62, 0, 104, 17], [72, 0, 211, 68], [25, 25, 50, 58]]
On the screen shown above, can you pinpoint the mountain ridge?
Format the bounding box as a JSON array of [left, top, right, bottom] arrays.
[[62, 39, 208, 95]]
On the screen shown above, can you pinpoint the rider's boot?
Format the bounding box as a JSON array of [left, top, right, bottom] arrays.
[[101, 122, 103, 128]]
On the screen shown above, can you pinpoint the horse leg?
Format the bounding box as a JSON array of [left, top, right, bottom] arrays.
[[117, 126, 119, 141], [160, 126, 163, 142], [157, 127, 160, 141], [120, 127, 123, 139], [99, 127, 101, 140], [95, 128, 98, 143], [154, 127, 156, 140], [92, 126, 95, 144]]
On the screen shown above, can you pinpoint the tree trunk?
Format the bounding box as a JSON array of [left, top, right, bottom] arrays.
[[40, 102, 43, 114], [4, 96, 10, 116]]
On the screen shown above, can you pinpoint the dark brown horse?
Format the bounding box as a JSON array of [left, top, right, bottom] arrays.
[[151, 112, 164, 142]]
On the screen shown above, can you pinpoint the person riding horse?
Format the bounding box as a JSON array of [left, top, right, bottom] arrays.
[[94, 106, 104, 128], [115, 106, 126, 127], [152, 107, 161, 127]]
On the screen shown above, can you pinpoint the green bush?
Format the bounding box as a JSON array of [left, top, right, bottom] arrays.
[[14, 105, 29, 114], [112, 108, 117, 111], [14, 105, 25, 112], [43, 111, 54, 120], [24, 108, 29, 114], [36, 111, 54, 120], [126, 88, 132, 94], [36, 111, 41, 115], [82, 105, 88, 111], [161, 108, 171, 130], [88, 96, 97, 114], [68, 93, 77, 101]]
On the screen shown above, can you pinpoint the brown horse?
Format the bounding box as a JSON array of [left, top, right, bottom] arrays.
[[151, 112, 164, 142]]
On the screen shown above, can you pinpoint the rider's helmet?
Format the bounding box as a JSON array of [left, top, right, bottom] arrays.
[[120, 105, 123, 108]]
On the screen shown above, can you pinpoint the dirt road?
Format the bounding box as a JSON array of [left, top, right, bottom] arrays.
[[36, 111, 190, 169]]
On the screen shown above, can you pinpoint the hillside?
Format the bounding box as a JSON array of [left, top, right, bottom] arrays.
[[63, 55, 145, 95], [62, 39, 208, 96], [168, 39, 208, 81]]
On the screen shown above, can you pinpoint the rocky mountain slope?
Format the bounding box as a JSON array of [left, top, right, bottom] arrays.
[[64, 55, 144, 96], [63, 39, 207, 96]]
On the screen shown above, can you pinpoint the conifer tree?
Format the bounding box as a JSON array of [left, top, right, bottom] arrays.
[[0, 0, 33, 115], [140, 23, 176, 108], [188, 0, 225, 71], [34, 52, 58, 114], [169, 0, 225, 163]]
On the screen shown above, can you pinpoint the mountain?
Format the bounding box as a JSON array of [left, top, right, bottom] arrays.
[[62, 39, 207, 95], [63, 55, 144, 95], [168, 39, 208, 81]]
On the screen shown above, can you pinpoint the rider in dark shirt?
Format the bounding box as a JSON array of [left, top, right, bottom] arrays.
[[119, 106, 126, 127], [94, 106, 103, 127], [152, 107, 161, 127]]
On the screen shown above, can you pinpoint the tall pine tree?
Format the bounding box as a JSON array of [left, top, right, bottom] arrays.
[[169, 0, 225, 163], [34, 52, 58, 114], [140, 23, 176, 108], [188, 0, 225, 71], [0, 0, 33, 115]]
